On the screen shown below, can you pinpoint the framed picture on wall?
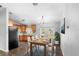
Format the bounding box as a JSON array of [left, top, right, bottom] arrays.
[[61, 17, 65, 34]]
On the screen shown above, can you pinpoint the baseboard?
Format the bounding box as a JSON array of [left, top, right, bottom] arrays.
[[60, 45, 64, 56], [0, 48, 9, 52]]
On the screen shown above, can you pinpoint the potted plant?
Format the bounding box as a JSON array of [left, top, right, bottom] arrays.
[[54, 32, 60, 44]]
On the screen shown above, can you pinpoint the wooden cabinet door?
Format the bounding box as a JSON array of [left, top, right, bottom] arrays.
[[19, 35, 27, 42], [17, 25, 27, 32], [20, 25, 27, 32], [31, 24, 36, 33]]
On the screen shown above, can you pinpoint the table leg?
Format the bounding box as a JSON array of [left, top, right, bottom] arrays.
[[30, 43, 33, 56], [52, 46, 54, 55], [44, 45, 46, 56]]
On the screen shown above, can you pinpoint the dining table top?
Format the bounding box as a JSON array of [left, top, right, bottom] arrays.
[[30, 39, 49, 45]]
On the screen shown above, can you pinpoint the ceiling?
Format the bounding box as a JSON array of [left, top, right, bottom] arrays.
[[0, 3, 65, 25]]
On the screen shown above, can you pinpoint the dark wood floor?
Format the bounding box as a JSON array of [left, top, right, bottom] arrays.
[[0, 42, 63, 56], [55, 44, 63, 56]]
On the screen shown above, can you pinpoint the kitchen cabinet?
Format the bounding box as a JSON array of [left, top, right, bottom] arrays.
[[31, 24, 36, 33]]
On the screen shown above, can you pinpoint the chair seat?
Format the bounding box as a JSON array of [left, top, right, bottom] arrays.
[[48, 43, 54, 47], [46, 43, 54, 56]]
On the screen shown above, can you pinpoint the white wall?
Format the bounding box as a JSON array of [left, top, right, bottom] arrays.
[[61, 3, 79, 56], [0, 7, 8, 52]]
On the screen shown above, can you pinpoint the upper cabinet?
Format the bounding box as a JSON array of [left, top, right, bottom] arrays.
[[17, 25, 27, 32], [31, 24, 36, 33], [8, 18, 16, 26], [8, 18, 36, 33]]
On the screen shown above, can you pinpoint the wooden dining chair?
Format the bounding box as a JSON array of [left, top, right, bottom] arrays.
[[46, 39, 55, 56], [32, 35, 40, 55], [26, 36, 31, 55], [26, 35, 39, 55]]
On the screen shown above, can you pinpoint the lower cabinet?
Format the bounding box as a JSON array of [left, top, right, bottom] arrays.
[[19, 35, 32, 42], [19, 35, 27, 42]]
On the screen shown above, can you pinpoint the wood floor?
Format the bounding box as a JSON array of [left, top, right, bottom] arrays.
[[0, 42, 63, 56], [55, 44, 63, 56]]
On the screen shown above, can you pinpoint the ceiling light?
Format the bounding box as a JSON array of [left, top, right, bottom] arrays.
[[32, 3, 38, 6], [0, 5, 2, 7]]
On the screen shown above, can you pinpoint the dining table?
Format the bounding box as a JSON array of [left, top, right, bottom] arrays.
[[30, 39, 49, 56]]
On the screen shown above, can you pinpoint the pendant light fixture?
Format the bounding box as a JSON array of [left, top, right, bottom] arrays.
[[42, 16, 44, 24]]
